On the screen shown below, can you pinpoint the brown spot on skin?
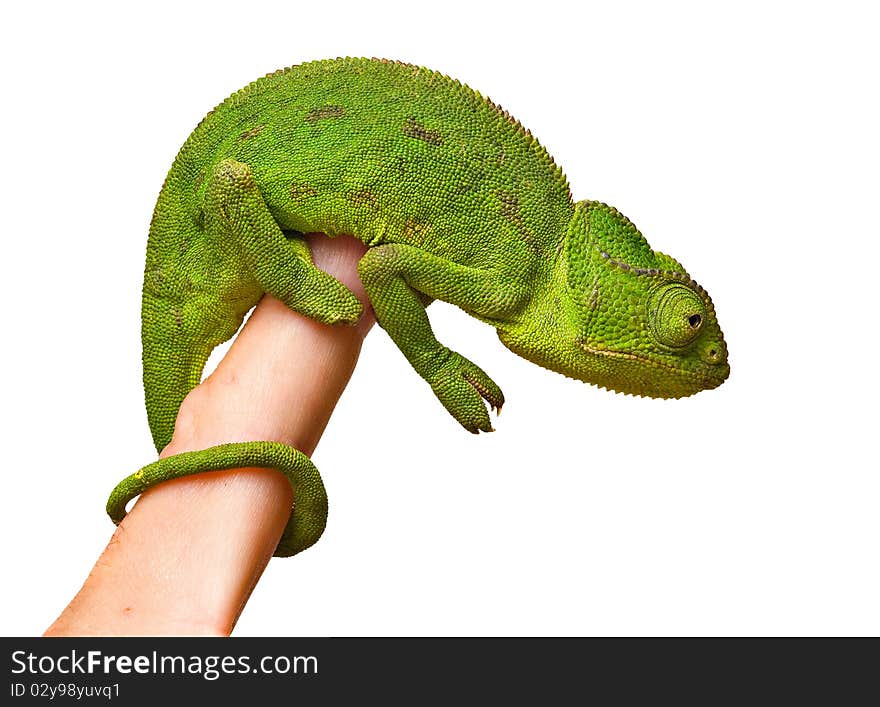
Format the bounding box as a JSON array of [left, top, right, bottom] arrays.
[[349, 189, 378, 208], [496, 190, 536, 249], [236, 111, 262, 128], [402, 219, 433, 241], [402, 219, 420, 238], [239, 125, 264, 140], [304, 105, 345, 123], [194, 170, 205, 191], [589, 282, 600, 310], [498, 191, 519, 221], [174, 308, 183, 329], [402, 117, 443, 146], [144, 268, 165, 293], [290, 183, 318, 199]]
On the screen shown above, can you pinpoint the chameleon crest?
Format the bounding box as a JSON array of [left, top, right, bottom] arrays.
[[107, 58, 729, 557]]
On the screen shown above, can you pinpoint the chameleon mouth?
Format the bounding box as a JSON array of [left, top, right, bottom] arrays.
[[576, 340, 729, 389]]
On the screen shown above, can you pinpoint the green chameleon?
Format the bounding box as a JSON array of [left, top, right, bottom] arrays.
[[107, 57, 729, 557]]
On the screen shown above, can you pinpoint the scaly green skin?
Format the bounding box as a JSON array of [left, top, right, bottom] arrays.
[[107, 58, 729, 556], [107, 442, 326, 556]]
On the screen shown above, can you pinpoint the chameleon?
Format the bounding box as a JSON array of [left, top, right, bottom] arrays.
[[106, 57, 729, 557]]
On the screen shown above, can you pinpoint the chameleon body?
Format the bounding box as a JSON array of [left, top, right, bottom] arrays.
[[107, 58, 729, 556]]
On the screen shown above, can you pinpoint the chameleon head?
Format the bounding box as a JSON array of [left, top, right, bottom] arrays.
[[499, 200, 729, 398]]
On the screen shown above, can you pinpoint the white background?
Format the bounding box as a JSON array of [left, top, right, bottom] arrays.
[[1, 1, 877, 636]]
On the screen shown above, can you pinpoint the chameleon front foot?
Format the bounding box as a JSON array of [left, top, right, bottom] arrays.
[[207, 159, 363, 327], [430, 351, 505, 433], [106, 441, 328, 558]]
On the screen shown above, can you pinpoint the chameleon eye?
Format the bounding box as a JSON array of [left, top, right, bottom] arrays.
[[648, 284, 706, 349]]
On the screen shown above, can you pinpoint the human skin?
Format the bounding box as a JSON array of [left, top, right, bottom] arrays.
[[46, 234, 373, 636]]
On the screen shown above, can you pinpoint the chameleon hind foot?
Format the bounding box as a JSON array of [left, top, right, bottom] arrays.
[[106, 441, 328, 557], [207, 159, 363, 326]]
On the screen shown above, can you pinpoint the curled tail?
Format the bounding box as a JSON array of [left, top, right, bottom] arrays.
[[107, 442, 328, 557], [121, 282, 325, 558]]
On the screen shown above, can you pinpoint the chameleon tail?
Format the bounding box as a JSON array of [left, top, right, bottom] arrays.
[[142, 340, 210, 454], [106, 441, 328, 557], [141, 290, 253, 453], [123, 296, 319, 557]]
